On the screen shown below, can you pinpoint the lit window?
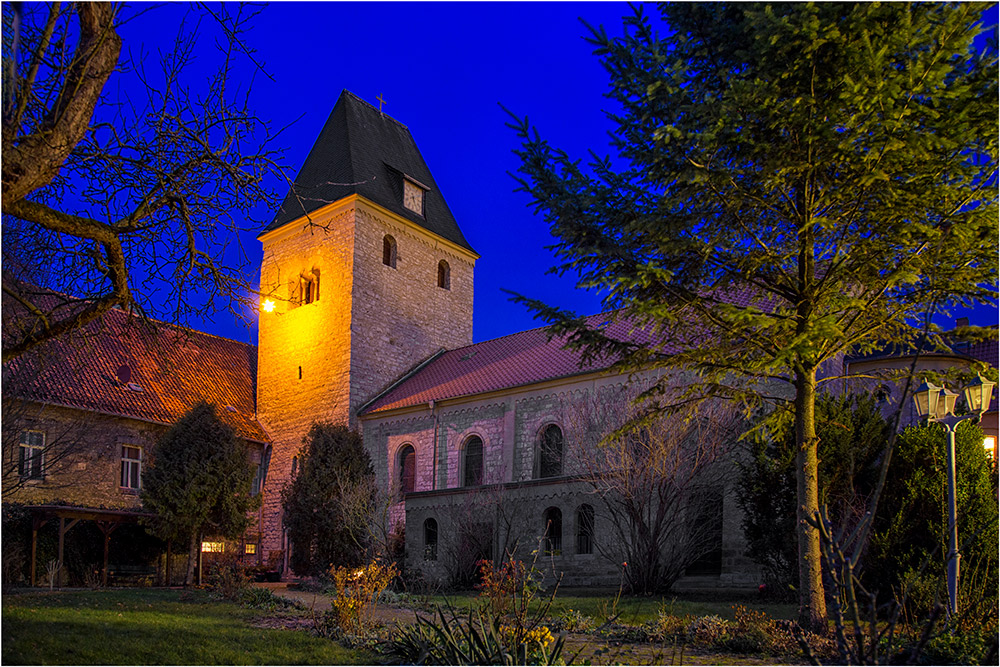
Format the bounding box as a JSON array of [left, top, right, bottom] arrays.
[[383, 235, 397, 268], [245, 543, 257, 555], [437, 260, 450, 290], [403, 179, 424, 215], [984, 436, 996, 461], [201, 541, 225, 553], [19, 431, 44, 479], [120, 445, 142, 489]]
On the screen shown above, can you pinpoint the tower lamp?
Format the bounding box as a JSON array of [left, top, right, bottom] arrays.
[[911, 375, 995, 617]]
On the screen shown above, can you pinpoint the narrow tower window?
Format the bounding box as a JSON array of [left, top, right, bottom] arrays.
[[299, 269, 320, 304], [383, 235, 397, 268], [437, 260, 450, 290]]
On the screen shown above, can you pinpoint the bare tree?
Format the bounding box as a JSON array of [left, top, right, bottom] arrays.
[[2, 2, 285, 362], [568, 384, 744, 594]]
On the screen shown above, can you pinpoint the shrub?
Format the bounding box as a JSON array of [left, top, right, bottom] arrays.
[[923, 627, 992, 666], [556, 608, 596, 633], [328, 559, 398, 636], [645, 610, 690, 643], [687, 615, 730, 645], [238, 587, 298, 611], [867, 422, 998, 613], [384, 604, 566, 666], [206, 561, 252, 601]]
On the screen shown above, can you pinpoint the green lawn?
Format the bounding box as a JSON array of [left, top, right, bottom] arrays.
[[424, 589, 797, 625], [2, 588, 374, 665]]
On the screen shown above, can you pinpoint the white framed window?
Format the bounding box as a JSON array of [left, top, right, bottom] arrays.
[[245, 543, 257, 555], [120, 445, 142, 489], [201, 541, 225, 553], [19, 430, 44, 479]]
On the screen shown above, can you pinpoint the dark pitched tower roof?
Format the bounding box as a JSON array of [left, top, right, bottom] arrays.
[[264, 90, 475, 253]]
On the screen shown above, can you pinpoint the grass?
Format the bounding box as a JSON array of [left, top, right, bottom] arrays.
[[2, 588, 375, 665], [423, 589, 797, 626]]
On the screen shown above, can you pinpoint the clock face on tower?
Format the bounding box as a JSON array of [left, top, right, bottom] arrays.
[[403, 179, 424, 215]]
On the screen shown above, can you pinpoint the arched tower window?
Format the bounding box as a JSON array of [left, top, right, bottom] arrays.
[[543, 506, 562, 554], [423, 518, 438, 561], [437, 260, 450, 290], [398, 445, 415, 498], [537, 424, 563, 478], [463, 436, 483, 487], [576, 504, 595, 555], [383, 235, 397, 268]]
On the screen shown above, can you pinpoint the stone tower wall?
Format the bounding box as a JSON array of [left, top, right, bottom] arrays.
[[255, 197, 476, 570], [349, 201, 475, 416], [256, 203, 357, 562]]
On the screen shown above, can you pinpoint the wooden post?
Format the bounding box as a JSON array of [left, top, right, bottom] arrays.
[[30, 518, 40, 587], [96, 522, 118, 587], [56, 517, 80, 587], [57, 517, 65, 588], [197, 532, 203, 586]]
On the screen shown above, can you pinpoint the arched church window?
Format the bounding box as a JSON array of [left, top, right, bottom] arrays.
[[437, 260, 450, 290], [543, 506, 562, 554], [423, 518, 438, 561], [398, 444, 416, 498], [576, 504, 594, 555], [383, 235, 397, 268], [537, 424, 563, 478], [463, 436, 483, 487]]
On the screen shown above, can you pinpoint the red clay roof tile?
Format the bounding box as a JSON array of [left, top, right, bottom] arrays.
[[4, 308, 266, 442]]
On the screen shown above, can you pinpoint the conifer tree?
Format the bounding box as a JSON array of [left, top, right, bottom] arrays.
[[281, 422, 375, 575], [509, 3, 997, 631], [141, 401, 259, 585]]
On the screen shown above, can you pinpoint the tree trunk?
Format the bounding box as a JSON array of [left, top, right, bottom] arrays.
[[795, 367, 827, 633], [185, 532, 198, 586]]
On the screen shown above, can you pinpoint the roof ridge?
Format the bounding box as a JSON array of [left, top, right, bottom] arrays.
[[342, 89, 409, 131], [107, 307, 255, 350], [451, 309, 622, 353]]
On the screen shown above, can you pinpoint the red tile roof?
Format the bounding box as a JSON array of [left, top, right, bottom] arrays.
[[360, 313, 663, 415], [4, 308, 266, 442]]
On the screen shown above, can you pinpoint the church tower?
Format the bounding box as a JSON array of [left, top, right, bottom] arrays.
[[256, 91, 477, 562]]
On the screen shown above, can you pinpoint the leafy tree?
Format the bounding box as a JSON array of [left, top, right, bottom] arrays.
[[281, 422, 375, 576], [866, 421, 998, 612], [141, 401, 259, 585], [508, 3, 997, 630], [738, 393, 888, 590], [1, 2, 283, 362]]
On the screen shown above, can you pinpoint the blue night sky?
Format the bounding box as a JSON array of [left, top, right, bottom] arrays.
[[113, 2, 998, 347]]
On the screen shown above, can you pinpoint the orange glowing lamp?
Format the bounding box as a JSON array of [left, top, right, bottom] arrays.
[[261, 299, 276, 313]]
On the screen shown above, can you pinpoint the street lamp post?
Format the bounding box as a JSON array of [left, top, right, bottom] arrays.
[[912, 375, 995, 617]]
